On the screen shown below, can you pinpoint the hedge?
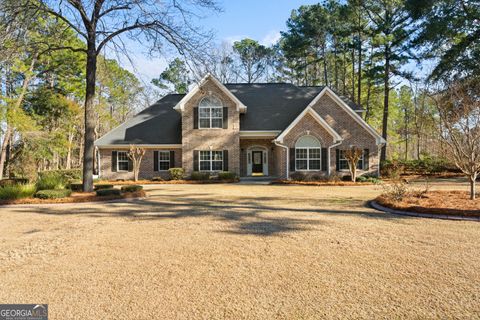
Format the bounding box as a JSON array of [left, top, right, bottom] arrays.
[[121, 185, 143, 192], [168, 168, 184, 180], [0, 184, 36, 200], [217, 171, 237, 180], [94, 184, 114, 191], [190, 171, 210, 180], [96, 188, 121, 196], [34, 189, 72, 199]]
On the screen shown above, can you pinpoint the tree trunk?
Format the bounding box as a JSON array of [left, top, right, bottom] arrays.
[[351, 45, 355, 103], [380, 46, 390, 163], [322, 44, 328, 86], [470, 175, 476, 200], [82, 43, 97, 192], [357, 35, 362, 106], [0, 126, 12, 179]]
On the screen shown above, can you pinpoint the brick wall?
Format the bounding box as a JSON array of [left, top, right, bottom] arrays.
[[181, 79, 240, 176], [99, 148, 182, 180]]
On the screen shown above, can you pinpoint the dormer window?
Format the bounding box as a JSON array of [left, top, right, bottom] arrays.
[[199, 95, 223, 129]]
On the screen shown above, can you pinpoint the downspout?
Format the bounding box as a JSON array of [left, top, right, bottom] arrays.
[[95, 146, 101, 178], [328, 140, 343, 176], [273, 139, 289, 179]]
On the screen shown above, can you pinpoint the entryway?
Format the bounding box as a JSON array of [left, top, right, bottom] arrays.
[[246, 146, 268, 176]]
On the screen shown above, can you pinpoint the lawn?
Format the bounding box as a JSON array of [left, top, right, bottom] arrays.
[[0, 182, 479, 319]]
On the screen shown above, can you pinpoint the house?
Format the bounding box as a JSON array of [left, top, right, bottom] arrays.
[[95, 74, 386, 180]]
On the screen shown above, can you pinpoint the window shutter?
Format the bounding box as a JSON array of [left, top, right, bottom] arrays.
[[222, 107, 228, 129], [289, 148, 295, 171], [223, 150, 229, 171], [170, 151, 175, 168], [336, 149, 340, 171], [364, 149, 369, 170], [193, 107, 199, 129], [111, 151, 117, 172], [128, 156, 133, 172], [154, 151, 159, 171], [193, 150, 199, 171], [321, 148, 327, 171]]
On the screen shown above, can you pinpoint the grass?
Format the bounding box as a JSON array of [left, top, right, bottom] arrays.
[[0, 183, 36, 200], [0, 183, 478, 319]]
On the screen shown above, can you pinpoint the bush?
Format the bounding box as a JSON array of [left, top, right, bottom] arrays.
[[341, 175, 352, 181], [0, 184, 36, 200], [168, 168, 184, 180], [94, 184, 114, 191], [290, 171, 306, 181], [0, 178, 29, 186], [34, 189, 72, 199], [121, 185, 143, 192], [36, 173, 66, 190], [38, 169, 82, 182], [381, 181, 409, 201], [151, 176, 165, 182], [381, 160, 404, 179], [217, 171, 237, 180], [69, 183, 83, 192], [190, 171, 210, 180], [96, 188, 121, 196], [356, 175, 382, 184]]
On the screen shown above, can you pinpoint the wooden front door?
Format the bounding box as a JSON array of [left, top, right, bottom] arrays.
[[252, 151, 263, 174]]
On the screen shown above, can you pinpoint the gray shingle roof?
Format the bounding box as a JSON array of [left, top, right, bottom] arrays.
[[95, 83, 362, 146]]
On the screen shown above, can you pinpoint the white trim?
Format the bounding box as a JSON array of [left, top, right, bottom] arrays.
[[116, 150, 129, 172], [240, 130, 281, 138], [294, 146, 321, 171], [157, 150, 171, 171], [246, 145, 269, 176], [174, 73, 247, 113], [306, 87, 386, 145], [276, 106, 343, 143], [199, 150, 223, 172], [97, 144, 182, 149]]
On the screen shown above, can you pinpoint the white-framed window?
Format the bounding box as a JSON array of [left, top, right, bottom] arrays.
[[117, 151, 129, 171], [338, 150, 364, 170], [158, 151, 170, 171], [199, 150, 223, 171], [295, 135, 321, 171], [199, 96, 223, 129]]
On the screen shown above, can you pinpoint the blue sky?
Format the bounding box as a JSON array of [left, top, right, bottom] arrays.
[[120, 0, 319, 86]]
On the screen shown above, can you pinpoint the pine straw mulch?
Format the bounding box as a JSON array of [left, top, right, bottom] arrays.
[[0, 190, 145, 206], [271, 179, 376, 186], [100, 179, 238, 185], [375, 190, 480, 217]]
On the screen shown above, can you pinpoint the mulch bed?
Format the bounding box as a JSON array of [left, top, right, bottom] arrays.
[[101, 179, 238, 185], [0, 190, 145, 206], [375, 190, 480, 217], [271, 179, 377, 186]]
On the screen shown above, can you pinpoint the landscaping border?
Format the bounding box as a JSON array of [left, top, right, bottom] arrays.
[[370, 201, 480, 222]]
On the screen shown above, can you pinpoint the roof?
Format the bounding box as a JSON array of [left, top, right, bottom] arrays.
[[95, 82, 363, 146], [95, 94, 183, 145]]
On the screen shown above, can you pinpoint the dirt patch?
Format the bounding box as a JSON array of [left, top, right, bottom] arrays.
[[376, 190, 480, 217], [0, 190, 145, 205]]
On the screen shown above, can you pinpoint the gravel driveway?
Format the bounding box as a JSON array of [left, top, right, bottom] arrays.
[[0, 183, 479, 319]]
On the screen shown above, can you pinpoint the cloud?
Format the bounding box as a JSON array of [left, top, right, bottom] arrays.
[[260, 30, 281, 46]]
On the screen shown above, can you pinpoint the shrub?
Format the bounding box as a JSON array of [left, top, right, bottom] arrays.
[[290, 171, 306, 181], [381, 181, 409, 201], [217, 171, 237, 180], [94, 184, 114, 191], [341, 175, 352, 181], [190, 171, 210, 180], [34, 189, 72, 199], [96, 188, 121, 196], [38, 169, 82, 182], [121, 185, 143, 192], [69, 183, 83, 192], [0, 178, 29, 186], [328, 173, 341, 182], [0, 184, 36, 200], [381, 160, 404, 179], [151, 176, 165, 182], [36, 174, 66, 190], [168, 168, 184, 180]]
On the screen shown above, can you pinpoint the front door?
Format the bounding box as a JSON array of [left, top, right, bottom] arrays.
[[252, 151, 263, 174]]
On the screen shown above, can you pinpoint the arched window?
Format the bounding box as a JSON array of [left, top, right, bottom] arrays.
[[295, 135, 321, 170], [199, 95, 223, 128]]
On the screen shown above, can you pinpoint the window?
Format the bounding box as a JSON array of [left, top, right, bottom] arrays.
[[158, 151, 170, 171], [117, 151, 129, 171], [338, 150, 364, 170], [199, 96, 223, 128], [199, 150, 223, 171], [295, 135, 321, 171]]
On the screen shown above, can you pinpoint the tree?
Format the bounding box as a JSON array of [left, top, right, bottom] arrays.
[[127, 145, 145, 182], [434, 79, 480, 200], [3, 0, 218, 191], [151, 58, 191, 94], [344, 146, 363, 182], [233, 38, 271, 83]]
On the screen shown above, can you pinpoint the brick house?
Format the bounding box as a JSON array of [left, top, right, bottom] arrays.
[[95, 74, 386, 180]]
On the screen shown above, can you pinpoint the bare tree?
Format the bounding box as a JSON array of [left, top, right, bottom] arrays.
[[344, 146, 363, 182], [3, 0, 218, 191], [127, 145, 145, 182], [434, 79, 480, 200]]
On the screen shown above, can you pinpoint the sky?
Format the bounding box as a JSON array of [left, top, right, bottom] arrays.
[[119, 0, 319, 87]]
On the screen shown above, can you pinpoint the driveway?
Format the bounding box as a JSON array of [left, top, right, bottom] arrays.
[[0, 183, 479, 319]]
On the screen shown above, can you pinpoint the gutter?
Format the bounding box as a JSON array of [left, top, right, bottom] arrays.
[[273, 140, 289, 179]]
